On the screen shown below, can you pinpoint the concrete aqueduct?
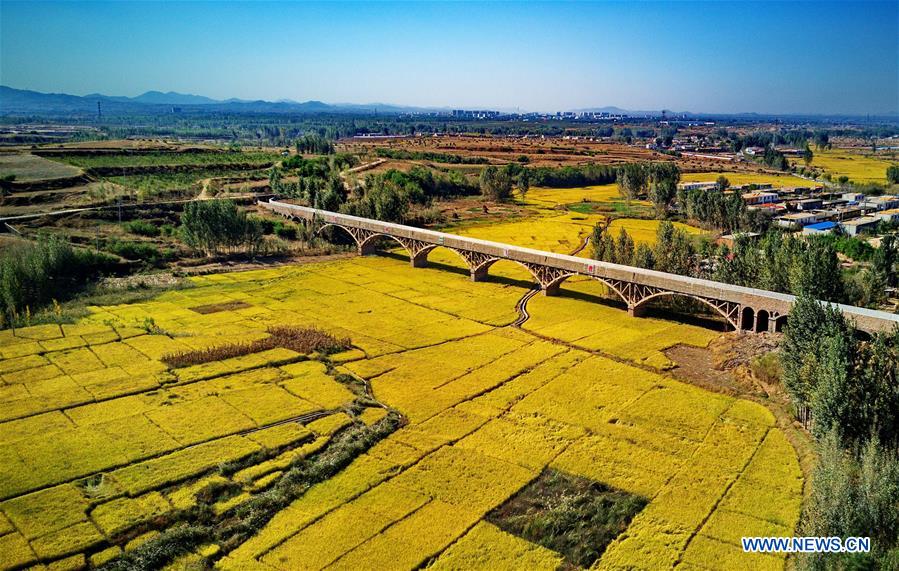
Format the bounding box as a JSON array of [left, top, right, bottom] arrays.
[[260, 200, 899, 335]]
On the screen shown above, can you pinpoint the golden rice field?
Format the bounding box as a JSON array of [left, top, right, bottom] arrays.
[[607, 218, 703, 245], [524, 184, 636, 208], [464, 213, 703, 251], [792, 148, 896, 184], [0, 255, 802, 570], [679, 171, 813, 188]]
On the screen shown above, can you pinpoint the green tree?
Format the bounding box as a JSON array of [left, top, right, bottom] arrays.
[[591, 223, 608, 261], [813, 131, 830, 151], [615, 228, 635, 265], [789, 237, 845, 303], [648, 162, 680, 217], [782, 296, 848, 411], [714, 234, 760, 287], [872, 234, 897, 287], [846, 268, 888, 308], [295, 133, 335, 155], [479, 165, 513, 201], [887, 164, 899, 185], [517, 169, 530, 200], [0, 237, 113, 326], [316, 175, 347, 212], [799, 434, 899, 570], [633, 242, 655, 269], [268, 168, 282, 194], [802, 144, 814, 166], [762, 145, 789, 171], [810, 333, 856, 442], [180, 200, 264, 256], [652, 221, 696, 275], [617, 163, 648, 202], [715, 175, 730, 192]]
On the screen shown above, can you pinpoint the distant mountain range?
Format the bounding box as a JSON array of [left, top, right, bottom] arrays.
[[1, 85, 895, 120], [0, 86, 439, 115], [93, 90, 221, 105]]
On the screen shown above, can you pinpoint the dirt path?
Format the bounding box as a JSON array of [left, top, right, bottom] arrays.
[[197, 178, 212, 200], [345, 158, 387, 175], [512, 287, 540, 327], [513, 235, 590, 327], [569, 234, 591, 256]]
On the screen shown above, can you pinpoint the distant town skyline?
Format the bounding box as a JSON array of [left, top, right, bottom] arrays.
[[1, 1, 897, 116]]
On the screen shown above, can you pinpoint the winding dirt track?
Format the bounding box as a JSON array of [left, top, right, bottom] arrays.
[[513, 234, 590, 327]]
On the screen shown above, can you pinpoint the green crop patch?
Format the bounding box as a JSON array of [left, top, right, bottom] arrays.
[[487, 468, 648, 568]]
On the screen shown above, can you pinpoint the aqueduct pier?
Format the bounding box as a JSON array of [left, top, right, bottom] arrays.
[[260, 200, 899, 334]]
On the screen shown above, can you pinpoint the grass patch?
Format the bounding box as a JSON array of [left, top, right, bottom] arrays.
[[0, 237, 119, 328], [162, 326, 351, 367], [0, 153, 81, 182], [487, 468, 647, 568], [566, 202, 597, 215]]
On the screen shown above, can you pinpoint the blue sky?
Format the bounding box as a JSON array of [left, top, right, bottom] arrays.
[[1, 1, 896, 115]]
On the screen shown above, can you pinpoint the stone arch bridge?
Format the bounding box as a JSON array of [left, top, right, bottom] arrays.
[[260, 200, 899, 334]]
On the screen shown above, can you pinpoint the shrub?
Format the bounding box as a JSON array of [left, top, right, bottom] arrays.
[[750, 352, 781, 383], [259, 218, 276, 235], [105, 240, 170, 266], [0, 237, 114, 326], [123, 220, 160, 237], [273, 221, 298, 240]]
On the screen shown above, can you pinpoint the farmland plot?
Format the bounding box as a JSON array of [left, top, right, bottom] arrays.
[[796, 148, 895, 184], [0, 154, 82, 182], [0, 256, 801, 570], [679, 171, 814, 188]]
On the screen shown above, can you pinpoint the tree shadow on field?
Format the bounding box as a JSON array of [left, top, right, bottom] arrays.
[[638, 298, 732, 332], [554, 288, 628, 310], [553, 288, 730, 332], [374, 249, 535, 289], [375, 250, 470, 278]]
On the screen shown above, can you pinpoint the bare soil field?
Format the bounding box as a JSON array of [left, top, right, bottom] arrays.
[[343, 135, 662, 167], [342, 134, 805, 177], [0, 153, 82, 182]]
